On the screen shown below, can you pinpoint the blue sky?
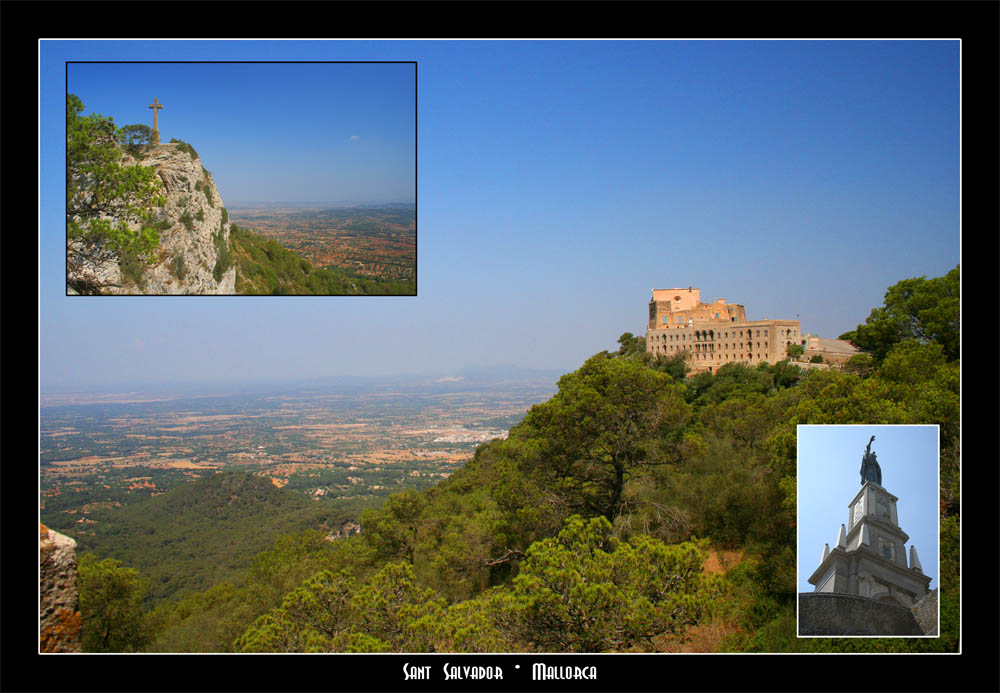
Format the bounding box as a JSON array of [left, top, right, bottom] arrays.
[[797, 425, 939, 594], [66, 61, 415, 204], [40, 40, 960, 391]]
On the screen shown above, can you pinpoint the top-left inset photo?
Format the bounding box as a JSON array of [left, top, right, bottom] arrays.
[[66, 62, 416, 296]]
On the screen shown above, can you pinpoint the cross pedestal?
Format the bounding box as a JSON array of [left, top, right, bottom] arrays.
[[149, 98, 163, 144]]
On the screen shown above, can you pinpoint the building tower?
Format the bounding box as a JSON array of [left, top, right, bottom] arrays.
[[806, 436, 932, 608]]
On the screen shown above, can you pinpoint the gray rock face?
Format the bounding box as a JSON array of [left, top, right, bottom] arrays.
[[40, 524, 82, 652], [69, 142, 237, 295], [798, 592, 926, 636], [911, 588, 939, 636]]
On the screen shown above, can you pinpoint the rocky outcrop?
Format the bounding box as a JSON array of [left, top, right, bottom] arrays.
[[325, 521, 362, 541], [40, 524, 82, 652], [68, 141, 236, 295]]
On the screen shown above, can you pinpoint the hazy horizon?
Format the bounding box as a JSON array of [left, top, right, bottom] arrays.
[[41, 40, 960, 392], [39, 364, 566, 397], [226, 200, 416, 208]]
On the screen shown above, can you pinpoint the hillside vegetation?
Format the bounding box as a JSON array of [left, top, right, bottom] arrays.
[[76, 472, 364, 605], [229, 223, 415, 295], [76, 267, 959, 653]]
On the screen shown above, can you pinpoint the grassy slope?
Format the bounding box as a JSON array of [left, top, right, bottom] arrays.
[[228, 223, 415, 296]]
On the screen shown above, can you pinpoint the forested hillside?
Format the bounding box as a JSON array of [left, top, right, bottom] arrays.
[[76, 472, 364, 605], [229, 223, 415, 295], [76, 267, 959, 653]]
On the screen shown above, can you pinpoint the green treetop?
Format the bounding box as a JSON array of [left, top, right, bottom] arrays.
[[66, 94, 166, 294], [840, 266, 959, 362], [506, 353, 690, 522]]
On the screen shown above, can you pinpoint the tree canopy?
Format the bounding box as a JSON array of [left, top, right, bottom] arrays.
[[507, 353, 690, 522], [118, 123, 154, 157], [840, 266, 959, 362], [78, 555, 153, 652]]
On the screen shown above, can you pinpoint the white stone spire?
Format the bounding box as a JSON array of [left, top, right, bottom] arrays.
[[836, 524, 847, 549], [909, 545, 923, 573], [821, 543, 830, 565]]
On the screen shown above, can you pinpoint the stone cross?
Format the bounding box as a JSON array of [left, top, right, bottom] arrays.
[[148, 97, 163, 134]]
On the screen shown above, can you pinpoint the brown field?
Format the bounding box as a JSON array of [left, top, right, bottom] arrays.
[[229, 206, 416, 282], [40, 376, 559, 524]]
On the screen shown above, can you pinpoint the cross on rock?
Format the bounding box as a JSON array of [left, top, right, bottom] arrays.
[[148, 97, 163, 134]]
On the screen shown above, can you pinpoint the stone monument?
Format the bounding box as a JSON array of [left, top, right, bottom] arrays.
[[801, 435, 933, 635], [859, 435, 882, 485], [148, 97, 163, 145]]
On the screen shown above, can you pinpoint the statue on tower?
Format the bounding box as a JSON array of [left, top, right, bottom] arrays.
[[860, 435, 882, 486]]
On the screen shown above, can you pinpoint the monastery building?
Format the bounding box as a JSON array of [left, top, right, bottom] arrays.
[[645, 287, 804, 374]]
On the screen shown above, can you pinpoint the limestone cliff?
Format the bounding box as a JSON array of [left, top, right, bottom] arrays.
[[68, 141, 236, 295], [40, 524, 82, 652]]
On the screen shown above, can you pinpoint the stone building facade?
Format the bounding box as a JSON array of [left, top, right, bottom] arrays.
[[644, 287, 803, 374]]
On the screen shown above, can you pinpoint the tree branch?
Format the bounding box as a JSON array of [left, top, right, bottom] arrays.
[[482, 548, 526, 567]]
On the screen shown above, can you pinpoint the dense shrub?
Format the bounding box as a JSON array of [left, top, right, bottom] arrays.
[[171, 254, 187, 281], [169, 138, 199, 159], [118, 249, 147, 289], [212, 229, 233, 283]]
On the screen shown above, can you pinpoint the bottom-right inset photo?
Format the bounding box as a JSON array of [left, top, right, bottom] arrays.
[[797, 424, 939, 637]]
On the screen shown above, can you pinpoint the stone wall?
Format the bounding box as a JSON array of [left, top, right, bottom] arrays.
[[911, 588, 939, 636], [798, 592, 927, 636], [803, 337, 863, 365], [40, 524, 82, 652]]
